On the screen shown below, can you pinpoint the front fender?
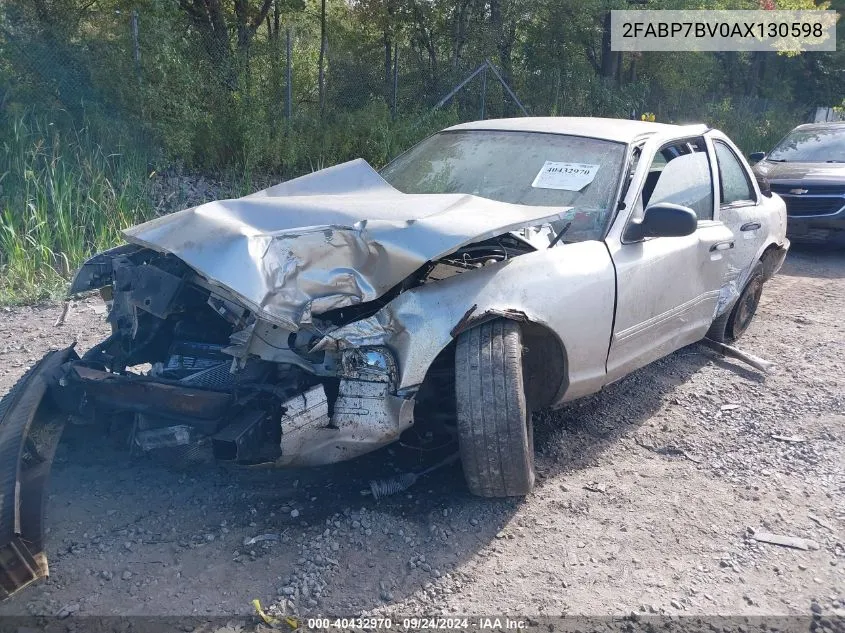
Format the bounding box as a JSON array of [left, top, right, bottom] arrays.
[[318, 241, 616, 404]]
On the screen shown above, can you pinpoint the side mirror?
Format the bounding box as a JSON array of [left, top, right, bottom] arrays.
[[749, 151, 766, 163], [625, 203, 698, 242]]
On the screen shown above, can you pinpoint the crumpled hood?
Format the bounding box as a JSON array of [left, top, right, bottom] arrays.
[[124, 159, 570, 330]]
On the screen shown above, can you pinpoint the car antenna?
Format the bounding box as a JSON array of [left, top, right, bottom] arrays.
[[547, 221, 572, 248]]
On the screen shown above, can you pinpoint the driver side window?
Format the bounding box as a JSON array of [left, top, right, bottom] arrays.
[[634, 137, 714, 222]]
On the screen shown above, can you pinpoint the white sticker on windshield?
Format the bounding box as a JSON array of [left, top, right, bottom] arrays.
[[531, 161, 600, 191]]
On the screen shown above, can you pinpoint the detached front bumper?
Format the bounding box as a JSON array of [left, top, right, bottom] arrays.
[[0, 341, 416, 600], [0, 346, 77, 599]]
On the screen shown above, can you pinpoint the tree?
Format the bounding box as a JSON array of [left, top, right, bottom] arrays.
[[178, 0, 275, 85], [318, 0, 326, 111]]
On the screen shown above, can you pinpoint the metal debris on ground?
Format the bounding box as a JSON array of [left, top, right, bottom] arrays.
[[752, 531, 820, 551], [700, 338, 774, 373], [368, 453, 459, 500], [583, 482, 608, 493], [771, 434, 807, 443], [808, 514, 835, 532], [243, 533, 281, 546], [681, 451, 703, 464], [54, 301, 70, 327]]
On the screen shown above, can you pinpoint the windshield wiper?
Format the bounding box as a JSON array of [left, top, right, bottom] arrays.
[[826, 159, 845, 163], [548, 221, 572, 249], [767, 158, 788, 162]]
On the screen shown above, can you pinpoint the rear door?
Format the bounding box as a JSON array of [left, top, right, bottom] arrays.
[[605, 136, 734, 381], [706, 133, 768, 314]]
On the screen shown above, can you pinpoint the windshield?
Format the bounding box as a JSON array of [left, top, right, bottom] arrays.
[[379, 130, 627, 241], [767, 126, 845, 163]]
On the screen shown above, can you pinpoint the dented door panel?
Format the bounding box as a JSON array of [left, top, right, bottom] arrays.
[[605, 222, 734, 381]]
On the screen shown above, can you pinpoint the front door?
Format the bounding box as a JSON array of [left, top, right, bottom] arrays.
[[605, 136, 734, 381]]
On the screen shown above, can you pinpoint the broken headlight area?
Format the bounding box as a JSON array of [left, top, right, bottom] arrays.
[[339, 347, 397, 382], [272, 345, 412, 467]]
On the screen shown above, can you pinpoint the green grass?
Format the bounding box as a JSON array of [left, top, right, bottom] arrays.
[[0, 113, 154, 304]]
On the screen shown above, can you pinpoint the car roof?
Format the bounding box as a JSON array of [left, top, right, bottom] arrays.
[[791, 121, 845, 132], [445, 117, 709, 144]]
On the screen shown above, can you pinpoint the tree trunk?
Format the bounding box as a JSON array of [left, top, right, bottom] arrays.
[[409, 2, 438, 97], [601, 11, 618, 78], [747, 51, 765, 97], [318, 0, 326, 113], [383, 0, 397, 106], [384, 29, 392, 104], [179, 0, 272, 89], [599, 11, 618, 81], [451, 0, 472, 71], [490, 0, 517, 115]]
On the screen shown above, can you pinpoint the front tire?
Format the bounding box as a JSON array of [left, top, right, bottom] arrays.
[[707, 261, 764, 343], [454, 319, 534, 497]]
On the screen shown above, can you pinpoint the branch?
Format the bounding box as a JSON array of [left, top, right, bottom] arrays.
[[250, 0, 274, 33]]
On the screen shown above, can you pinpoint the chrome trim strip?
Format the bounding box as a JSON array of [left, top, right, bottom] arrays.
[[614, 289, 721, 342]]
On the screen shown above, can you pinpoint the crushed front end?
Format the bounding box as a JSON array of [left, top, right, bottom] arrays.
[[57, 244, 416, 469], [0, 158, 566, 598], [0, 249, 414, 598]]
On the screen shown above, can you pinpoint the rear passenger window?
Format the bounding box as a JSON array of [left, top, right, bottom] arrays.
[[714, 141, 755, 205]]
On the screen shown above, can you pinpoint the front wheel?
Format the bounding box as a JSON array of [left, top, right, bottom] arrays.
[[707, 261, 764, 343], [454, 319, 535, 497]]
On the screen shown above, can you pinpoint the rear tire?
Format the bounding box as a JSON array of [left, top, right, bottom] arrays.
[[707, 261, 764, 343], [454, 319, 534, 497]]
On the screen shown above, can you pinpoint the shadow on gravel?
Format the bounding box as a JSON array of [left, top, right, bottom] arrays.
[[531, 343, 717, 478], [15, 416, 520, 616], [13, 336, 763, 615]]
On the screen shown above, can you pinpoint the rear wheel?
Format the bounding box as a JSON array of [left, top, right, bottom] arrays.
[[707, 261, 764, 343], [454, 319, 534, 497]]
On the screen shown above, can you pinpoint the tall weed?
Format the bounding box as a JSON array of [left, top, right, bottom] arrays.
[[0, 113, 153, 303]]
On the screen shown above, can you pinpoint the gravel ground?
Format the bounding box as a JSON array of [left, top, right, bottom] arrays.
[[0, 246, 842, 625]]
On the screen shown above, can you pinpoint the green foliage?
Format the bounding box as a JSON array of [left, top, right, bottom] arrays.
[[703, 98, 807, 154], [0, 112, 153, 303]]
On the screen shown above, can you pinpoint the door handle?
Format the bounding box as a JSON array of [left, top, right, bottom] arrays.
[[710, 241, 734, 252], [740, 222, 761, 231]]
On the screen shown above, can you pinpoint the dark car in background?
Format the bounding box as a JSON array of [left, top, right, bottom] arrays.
[[752, 122, 845, 245]]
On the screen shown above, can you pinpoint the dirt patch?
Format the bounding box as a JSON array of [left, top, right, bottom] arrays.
[[0, 246, 842, 620]]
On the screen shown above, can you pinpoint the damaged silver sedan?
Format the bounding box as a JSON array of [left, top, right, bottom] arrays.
[[0, 117, 788, 596]]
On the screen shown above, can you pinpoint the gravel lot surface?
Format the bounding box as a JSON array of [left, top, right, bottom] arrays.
[[0, 246, 842, 625]]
